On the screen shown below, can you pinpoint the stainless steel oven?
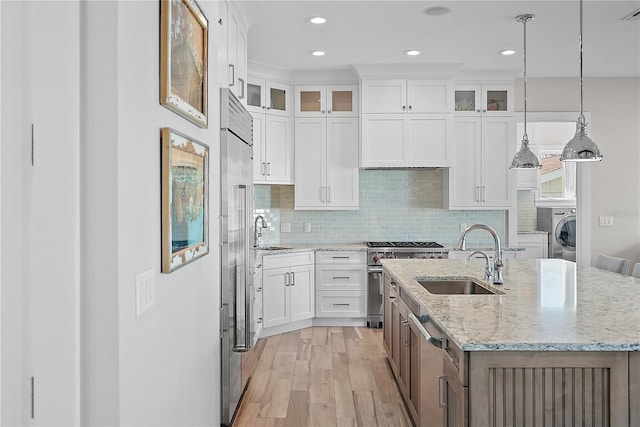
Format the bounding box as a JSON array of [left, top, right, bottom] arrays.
[[366, 242, 447, 328]]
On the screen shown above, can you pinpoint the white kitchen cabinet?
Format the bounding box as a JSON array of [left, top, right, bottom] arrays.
[[295, 117, 359, 209], [361, 79, 453, 113], [517, 232, 549, 259], [295, 84, 358, 118], [252, 112, 293, 184], [226, 1, 247, 102], [453, 83, 513, 116], [315, 251, 367, 318], [361, 114, 452, 168], [262, 252, 314, 329], [247, 77, 290, 117], [444, 115, 515, 209]]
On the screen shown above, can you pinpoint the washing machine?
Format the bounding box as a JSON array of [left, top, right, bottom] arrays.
[[537, 207, 577, 261]]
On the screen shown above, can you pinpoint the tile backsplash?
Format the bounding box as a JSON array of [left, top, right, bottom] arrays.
[[517, 190, 538, 231], [254, 169, 506, 248]]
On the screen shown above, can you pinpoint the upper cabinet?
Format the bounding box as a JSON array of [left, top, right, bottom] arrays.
[[295, 85, 359, 118], [224, 1, 247, 103], [247, 78, 290, 117], [453, 83, 513, 116], [361, 79, 453, 114], [360, 78, 453, 168]]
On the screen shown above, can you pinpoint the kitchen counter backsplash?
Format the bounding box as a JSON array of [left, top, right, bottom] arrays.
[[254, 169, 506, 247]]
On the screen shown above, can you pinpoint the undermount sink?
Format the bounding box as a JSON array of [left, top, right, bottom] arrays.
[[417, 279, 497, 295]]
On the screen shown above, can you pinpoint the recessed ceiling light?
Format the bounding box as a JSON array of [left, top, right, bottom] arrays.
[[500, 49, 516, 56], [309, 17, 326, 24], [424, 6, 451, 16], [311, 50, 326, 56], [405, 50, 421, 56]]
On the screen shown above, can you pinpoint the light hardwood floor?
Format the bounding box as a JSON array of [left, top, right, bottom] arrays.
[[234, 327, 412, 427]]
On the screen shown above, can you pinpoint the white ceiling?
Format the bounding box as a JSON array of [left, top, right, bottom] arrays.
[[239, 0, 640, 78]]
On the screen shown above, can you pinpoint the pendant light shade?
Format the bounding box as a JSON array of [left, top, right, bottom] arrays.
[[560, 0, 603, 162], [510, 14, 541, 170]]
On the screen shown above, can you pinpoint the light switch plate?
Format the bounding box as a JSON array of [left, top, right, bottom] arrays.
[[304, 223, 311, 233], [598, 216, 614, 227], [136, 269, 155, 316]]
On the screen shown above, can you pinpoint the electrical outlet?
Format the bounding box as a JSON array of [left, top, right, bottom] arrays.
[[136, 269, 155, 316], [304, 223, 311, 233], [280, 222, 291, 233], [598, 216, 614, 227]]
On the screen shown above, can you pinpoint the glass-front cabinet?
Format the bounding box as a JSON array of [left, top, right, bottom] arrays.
[[295, 85, 358, 118], [454, 84, 513, 116], [246, 77, 290, 117]]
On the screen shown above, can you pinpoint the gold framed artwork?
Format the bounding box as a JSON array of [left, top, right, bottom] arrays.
[[160, 0, 209, 128], [161, 128, 209, 273]]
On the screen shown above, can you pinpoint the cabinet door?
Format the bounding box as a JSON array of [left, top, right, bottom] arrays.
[[405, 114, 452, 167], [262, 267, 289, 328], [453, 85, 481, 115], [266, 81, 289, 116], [383, 283, 393, 355], [217, 1, 228, 89], [482, 84, 513, 116], [246, 77, 265, 114], [407, 79, 453, 113], [398, 304, 411, 397], [481, 117, 515, 207], [253, 269, 263, 343], [326, 118, 359, 208], [447, 117, 482, 208], [289, 264, 314, 322], [390, 296, 400, 375], [227, 8, 238, 96], [295, 85, 326, 118], [361, 79, 406, 113], [407, 321, 421, 423], [236, 25, 247, 103], [443, 362, 469, 427], [361, 115, 405, 167], [294, 118, 326, 208], [264, 115, 293, 184], [327, 84, 358, 117], [252, 113, 267, 182]]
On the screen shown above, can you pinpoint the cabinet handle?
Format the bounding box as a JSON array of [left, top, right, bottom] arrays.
[[257, 318, 263, 324], [331, 256, 350, 259], [256, 287, 262, 293], [438, 375, 447, 408], [402, 321, 410, 346], [320, 186, 325, 202], [260, 162, 265, 176], [266, 163, 271, 176], [333, 303, 350, 307], [482, 186, 486, 202], [388, 295, 396, 300], [327, 186, 331, 203], [285, 272, 290, 287], [228, 64, 235, 87], [291, 272, 295, 286], [332, 276, 350, 280], [476, 186, 480, 202], [238, 77, 245, 99]]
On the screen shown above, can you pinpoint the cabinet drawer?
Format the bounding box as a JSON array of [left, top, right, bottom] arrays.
[[315, 290, 366, 317], [315, 251, 366, 264], [316, 266, 366, 291], [263, 251, 314, 269]]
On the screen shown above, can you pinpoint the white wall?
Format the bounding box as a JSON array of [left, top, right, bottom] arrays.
[[82, 1, 222, 425], [517, 78, 640, 266]]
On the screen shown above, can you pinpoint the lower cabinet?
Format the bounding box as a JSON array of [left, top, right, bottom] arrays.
[[314, 251, 366, 318], [517, 232, 549, 259], [252, 260, 263, 342], [443, 360, 468, 427], [262, 252, 314, 329]]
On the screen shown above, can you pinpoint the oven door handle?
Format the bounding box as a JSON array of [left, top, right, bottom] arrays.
[[368, 267, 384, 273]]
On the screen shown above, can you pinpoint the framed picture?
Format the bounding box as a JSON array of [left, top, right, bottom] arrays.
[[161, 128, 209, 273], [160, 0, 208, 128]]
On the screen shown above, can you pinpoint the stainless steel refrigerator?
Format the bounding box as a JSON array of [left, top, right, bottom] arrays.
[[220, 88, 254, 426]]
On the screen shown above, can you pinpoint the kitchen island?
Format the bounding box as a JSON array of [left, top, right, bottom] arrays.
[[381, 258, 640, 427]]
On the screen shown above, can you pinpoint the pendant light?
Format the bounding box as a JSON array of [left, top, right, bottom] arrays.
[[510, 14, 541, 170], [560, 0, 603, 162]]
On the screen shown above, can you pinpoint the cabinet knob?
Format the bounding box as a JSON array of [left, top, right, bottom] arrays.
[[328, 110, 331, 114], [408, 105, 412, 110], [402, 105, 406, 110], [266, 106, 271, 110], [321, 110, 325, 114], [262, 106, 266, 109]]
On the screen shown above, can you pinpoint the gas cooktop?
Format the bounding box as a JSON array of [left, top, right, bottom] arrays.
[[366, 241, 444, 249]]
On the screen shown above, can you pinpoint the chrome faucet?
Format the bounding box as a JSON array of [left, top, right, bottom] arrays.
[[457, 224, 504, 284], [467, 250, 493, 281], [254, 215, 267, 248]]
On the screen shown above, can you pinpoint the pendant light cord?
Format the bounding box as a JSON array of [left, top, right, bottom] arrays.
[[523, 16, 528, 143], [579, 0, 585, 126]]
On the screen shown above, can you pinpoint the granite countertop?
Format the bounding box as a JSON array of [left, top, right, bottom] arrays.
[[381, 258, 640, 352], [254, 243, 367, 256], [517, 230, 549, 235]]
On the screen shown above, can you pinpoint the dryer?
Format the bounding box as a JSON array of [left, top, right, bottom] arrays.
[[537, 207, 577, 261]]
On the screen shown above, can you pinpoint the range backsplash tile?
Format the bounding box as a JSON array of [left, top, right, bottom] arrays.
[[254, 169, 505, 248]]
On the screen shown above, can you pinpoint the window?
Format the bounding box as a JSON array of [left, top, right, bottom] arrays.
[[539, 150, 576, 200]]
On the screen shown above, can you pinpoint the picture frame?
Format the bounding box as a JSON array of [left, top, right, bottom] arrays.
[[161, 128, 209, 273], [160, 0, 209, 128]]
